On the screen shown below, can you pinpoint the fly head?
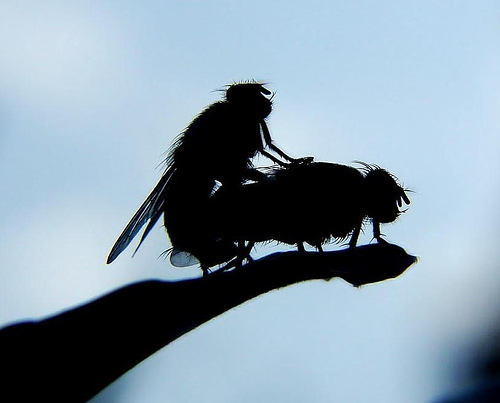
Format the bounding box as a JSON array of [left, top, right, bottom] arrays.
[[363, 166, 410, 224], [225, 82, 273, 119]]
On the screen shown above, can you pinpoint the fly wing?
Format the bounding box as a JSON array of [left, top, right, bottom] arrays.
[[170, 248, 200, 267], [106, 166, 175, 264]]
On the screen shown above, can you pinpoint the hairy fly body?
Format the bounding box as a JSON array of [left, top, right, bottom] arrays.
[[208, 161, 410, 264], [107, 82, 303, 272]]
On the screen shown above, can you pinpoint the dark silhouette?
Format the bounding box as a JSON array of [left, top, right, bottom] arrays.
[[107, 82, 308, 273], [209, 161, 410, 266], [1, 243, 416, 402]]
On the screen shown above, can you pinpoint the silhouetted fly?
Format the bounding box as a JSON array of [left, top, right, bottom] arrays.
[[107, 82, 306, 273], [208, 161, 410, 265]]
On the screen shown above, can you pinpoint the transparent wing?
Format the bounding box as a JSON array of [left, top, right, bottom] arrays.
[[106, 166, 175, 263], [170, 248, 200, 267]]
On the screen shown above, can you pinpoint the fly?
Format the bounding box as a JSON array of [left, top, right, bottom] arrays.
[[208, 161, 410, 266], [107, 82, 307, 273]]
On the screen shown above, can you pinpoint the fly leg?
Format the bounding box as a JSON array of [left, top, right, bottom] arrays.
[[373, 220, 387, 244], [349, 224, 362, 249], [245, 168, 268, 182], [261, 149, 289, 166], [260, 121, 313, 165], [201, 265, 211, 277], [316, 244, 324, 252], [243, 241, 254, 264], [297, 242, 305, 252], [236, 240, 254, 268], [210, 241, 255, 274]]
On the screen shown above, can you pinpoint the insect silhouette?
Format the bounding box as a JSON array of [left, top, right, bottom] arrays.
[[107, 82, 306, 273], [208, 161, 410, 265]]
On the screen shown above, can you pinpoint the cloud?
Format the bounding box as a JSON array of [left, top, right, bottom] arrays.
[[0, 3, 128, 111]]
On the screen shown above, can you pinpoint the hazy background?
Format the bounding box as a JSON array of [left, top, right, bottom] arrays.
[[1, 1, 499, 402]]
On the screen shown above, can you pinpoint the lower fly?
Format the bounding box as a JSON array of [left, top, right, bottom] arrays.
[[208, 161, 411, 267]]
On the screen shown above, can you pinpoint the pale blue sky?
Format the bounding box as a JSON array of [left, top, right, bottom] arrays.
[[1, 1, 499, 402]]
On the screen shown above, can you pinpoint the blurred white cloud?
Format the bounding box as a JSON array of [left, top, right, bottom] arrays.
[[0, 3, 131, 111]]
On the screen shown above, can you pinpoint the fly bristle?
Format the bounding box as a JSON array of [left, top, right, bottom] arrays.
[[353, 161, 384, 175], [228, 79, 267, 86], [158, 247, 174, 260]]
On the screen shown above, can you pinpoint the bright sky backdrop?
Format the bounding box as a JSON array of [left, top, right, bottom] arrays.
[[1, 2, 499, 402]]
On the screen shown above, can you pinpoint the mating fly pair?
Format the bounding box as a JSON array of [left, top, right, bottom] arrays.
[[107, 82, 305, 273], [107, 82, 411, 274]]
